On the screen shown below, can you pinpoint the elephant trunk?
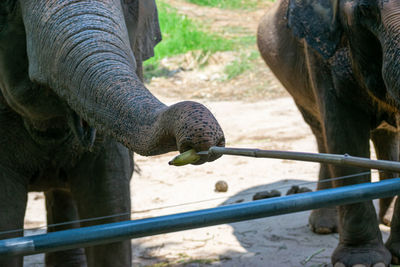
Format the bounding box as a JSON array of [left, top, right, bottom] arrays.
[[382, 34, 400, 104], [19, 0, 180, 155], [382, 45, 400, 105], [381, 6, 400, 105]]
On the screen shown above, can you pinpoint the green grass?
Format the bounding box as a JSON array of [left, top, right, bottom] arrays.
[[223, 51, 259, 80], [185, 0, 265, 9], [145, 1, 234, 65], [144, 1, 237, 80], [144, 1, 260, 81]]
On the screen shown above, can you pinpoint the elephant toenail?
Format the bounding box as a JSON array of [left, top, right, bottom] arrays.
[[334, 263, 346, 267], [352, 264, 366, 267], [372, 263, 386, 267]]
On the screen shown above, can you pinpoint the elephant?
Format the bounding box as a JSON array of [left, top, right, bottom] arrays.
[[257, 0, 400, 266], [0, 0, 225, 266]]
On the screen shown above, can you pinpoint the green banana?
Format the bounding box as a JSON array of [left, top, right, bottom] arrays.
[[168, 149, 201, 166]]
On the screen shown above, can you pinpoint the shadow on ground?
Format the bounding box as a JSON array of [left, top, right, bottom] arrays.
[[217, 179, 337, 267]]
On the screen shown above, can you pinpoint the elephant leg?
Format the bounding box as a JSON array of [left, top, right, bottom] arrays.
[[370, 124, 399, 226], [297, 105, 338, 234], [308, 166, 338, 234], [69, 140, 133, 267], [0, 168, 28, 267], [385, 197, 400, 264], [308, 141, 338, 234], [320, 99, 390, 266], [44, 189, 87, 267], [302, 49, 391, 266]]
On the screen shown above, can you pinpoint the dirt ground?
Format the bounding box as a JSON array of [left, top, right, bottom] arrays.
[[21, 1, 392, 266], [23, 97, 389, 267]]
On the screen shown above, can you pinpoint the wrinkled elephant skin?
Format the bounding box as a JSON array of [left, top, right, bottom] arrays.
[[258, 0, 400, 266], [0, 1, 225, 266]]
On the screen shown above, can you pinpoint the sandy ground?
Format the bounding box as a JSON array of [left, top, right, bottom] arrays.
[[23, 97, 389, 267]]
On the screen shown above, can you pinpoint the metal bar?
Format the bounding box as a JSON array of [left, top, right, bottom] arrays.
[[1, 178, 400, 257], [204, 146, 400, 173]]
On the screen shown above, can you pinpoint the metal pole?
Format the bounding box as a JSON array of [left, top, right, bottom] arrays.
[[1, 178, 400, 257], [204, 146, 400, 173]]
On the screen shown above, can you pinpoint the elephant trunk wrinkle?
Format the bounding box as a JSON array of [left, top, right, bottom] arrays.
[[381, 35, 400, 106], [380, 5, 400, 105], [382, 2, 400, 32], [19, 0, 178, 155]]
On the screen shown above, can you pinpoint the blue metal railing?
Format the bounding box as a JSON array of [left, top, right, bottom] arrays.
[[1, 178, 400, 257]]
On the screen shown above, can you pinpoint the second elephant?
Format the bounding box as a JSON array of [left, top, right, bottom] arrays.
[[258, 0, 400, 266]]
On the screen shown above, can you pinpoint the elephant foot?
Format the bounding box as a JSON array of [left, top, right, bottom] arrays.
[[308, 207, 338, 234], [332, 241, 391, 267]]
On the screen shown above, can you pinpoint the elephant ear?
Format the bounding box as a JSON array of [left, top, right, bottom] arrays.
[[121, 0, 162, 64], [287, 0, 341, 59]]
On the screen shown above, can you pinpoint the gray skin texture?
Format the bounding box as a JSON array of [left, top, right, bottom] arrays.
[[0, 0, 225, 266], [257, 0, 400, 266]]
